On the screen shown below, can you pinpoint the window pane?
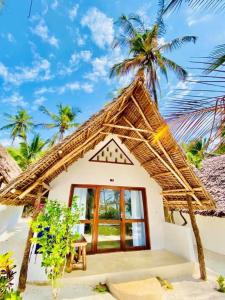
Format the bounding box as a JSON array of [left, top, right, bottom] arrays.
[[99, 189, 120, 220], [124, 190, 144, 219], [98, 224, 121, 250], [73, 223, 93, 252], [125, 223, 146, 247], [73, 188, 95, 220]]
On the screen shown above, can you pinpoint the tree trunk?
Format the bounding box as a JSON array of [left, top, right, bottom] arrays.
[[187, 197, 207, 280], [18, 187, 43, 292]]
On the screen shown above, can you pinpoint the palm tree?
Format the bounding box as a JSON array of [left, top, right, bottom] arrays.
[[0, 109, 33, 143], [37, 104, 80, 142], [110, 14, 197, 107], [8, 134, 49, 170], [182, 138, 208, 169], [164, 0, 225, 13]]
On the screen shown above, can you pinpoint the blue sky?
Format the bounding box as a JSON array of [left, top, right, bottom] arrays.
[[0, 0, 224, 146]]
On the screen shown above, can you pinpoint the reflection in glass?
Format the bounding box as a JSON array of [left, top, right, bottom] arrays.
[[125, 223, 146, 247], [73, 188, 95, 220], [97, 224, 121, 250], [99, 189, 120, 220], [73, 223, 93, 252], [124, 190, 144, 219]]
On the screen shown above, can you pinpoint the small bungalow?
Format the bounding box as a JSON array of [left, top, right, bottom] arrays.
[[174, 154, 225, 256], [0, 76, 215, 291], [0, 144, 22, 235]]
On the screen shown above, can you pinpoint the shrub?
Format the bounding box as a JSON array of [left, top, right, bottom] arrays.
[[217, 275, 225, 293], [31, 198, 80, 299]]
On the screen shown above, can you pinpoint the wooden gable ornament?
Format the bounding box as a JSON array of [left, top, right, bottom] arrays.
[[89, 139, 133, 165]]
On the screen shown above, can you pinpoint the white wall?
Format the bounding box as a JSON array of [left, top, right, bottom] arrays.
[[174, 212, 225, 256], [164, 222, 196, 262], [48, 134, 165, 250], [0, 205, 23, 235]]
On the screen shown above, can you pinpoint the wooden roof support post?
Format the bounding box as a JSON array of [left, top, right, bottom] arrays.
[[18, 186, 43, 292], [187, 196, 207, 281]]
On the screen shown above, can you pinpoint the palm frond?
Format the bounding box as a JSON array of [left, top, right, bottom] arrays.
[[161, 56, 188, 80], [110, 55, 145, 77], [164, 0, 225, 13], [159, 36, 197, 52], [206, 44, 225, 73]]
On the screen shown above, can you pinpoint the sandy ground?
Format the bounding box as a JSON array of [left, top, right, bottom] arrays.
[[1, 218, 225, 299], [22, 275, 225, 300]]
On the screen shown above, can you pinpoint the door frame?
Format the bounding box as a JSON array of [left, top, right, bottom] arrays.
[[68, 184, 151, 254]]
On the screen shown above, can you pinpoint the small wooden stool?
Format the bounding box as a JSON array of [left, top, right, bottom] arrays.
[[66, 235, 87, 272]]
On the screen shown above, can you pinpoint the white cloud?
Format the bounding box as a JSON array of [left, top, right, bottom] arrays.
[[0, 57, 52, 86], [35, 81, 94, 95], [1, 92, 27, 107], [31, 19, 59, 47], [69, 4, 79, 21], [0, 137, 20, 147], [187, 13, 211, 27], [51, 0, 58, 10], [70, 50, 92, 64], [85, 47, 125, 83], [81, 7, 114, 48], [1, 33, 15, 43]]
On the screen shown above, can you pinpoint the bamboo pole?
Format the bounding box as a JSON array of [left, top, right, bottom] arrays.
[[187, 197, 207, 280], [18, 187, 43, 292]]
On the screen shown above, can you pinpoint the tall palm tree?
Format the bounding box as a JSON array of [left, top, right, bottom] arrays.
[[110, 14, 197, 107], [164, 0, 225, 13], [37, 104, 80, 142], [8, 134, 49, 170], [0, 109, 33, 143]]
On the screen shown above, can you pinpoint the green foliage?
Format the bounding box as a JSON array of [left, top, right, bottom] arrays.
[[7, 134, 49, 170], [182, 139, 208, 169], [4, 291, 22, 300], [217, 275, 225, 293], [31, 199, 80, 293], [0, 252, 22, 300], [156, 276, 173, 290], [98, 225, 120, 236], [93, 283, 109, 293], [0, 110, 33, 144], [37, 104, 80, 142], [111, 11, 196, 107]]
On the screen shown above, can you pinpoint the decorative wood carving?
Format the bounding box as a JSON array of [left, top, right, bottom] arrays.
[[89, 139, 133, 165]]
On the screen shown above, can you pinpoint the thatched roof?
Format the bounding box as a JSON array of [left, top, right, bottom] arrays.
[[0, 77, 215, 210], [194, 155, 225, 217], [0, 144, 21, 188]]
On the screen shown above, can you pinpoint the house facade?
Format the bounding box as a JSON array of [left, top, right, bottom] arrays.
[[0, 76, 215, 285], [48, 135, 164, 253]]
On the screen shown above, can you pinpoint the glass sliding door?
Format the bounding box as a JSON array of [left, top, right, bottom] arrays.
[[123, 189, 147, 248], [97, 188, 121, 252], [69, 185, 150, 254]]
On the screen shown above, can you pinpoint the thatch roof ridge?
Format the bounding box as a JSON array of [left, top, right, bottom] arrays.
[[0, 144, 21, 188], [0, 78, 215, 210]]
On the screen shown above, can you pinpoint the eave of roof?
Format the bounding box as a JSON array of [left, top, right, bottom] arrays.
[[0, 76, 215, 211]]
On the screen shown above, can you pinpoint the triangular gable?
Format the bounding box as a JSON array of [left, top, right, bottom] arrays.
[[89, 138, 133, 165], [0, 76, 215, 211]]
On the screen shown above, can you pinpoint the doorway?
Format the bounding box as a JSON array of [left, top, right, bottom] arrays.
[[69, 184, 150, 254]]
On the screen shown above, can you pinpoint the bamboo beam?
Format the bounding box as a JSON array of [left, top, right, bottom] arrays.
[[18, 186, 43, 292], [128, 98, 203, 206], [42, 182, 51, 190], [101, 132, 145, 143], [152, 167, 189, 178], [17, 104, 131, 200], [187, 197, 207, 280], [162, 187, 203, 194], [103, 123, 151, 134]]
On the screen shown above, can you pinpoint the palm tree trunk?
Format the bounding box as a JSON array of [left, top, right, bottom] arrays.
[[18, 187, 43, 292], [187, 197, 207, 280]]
